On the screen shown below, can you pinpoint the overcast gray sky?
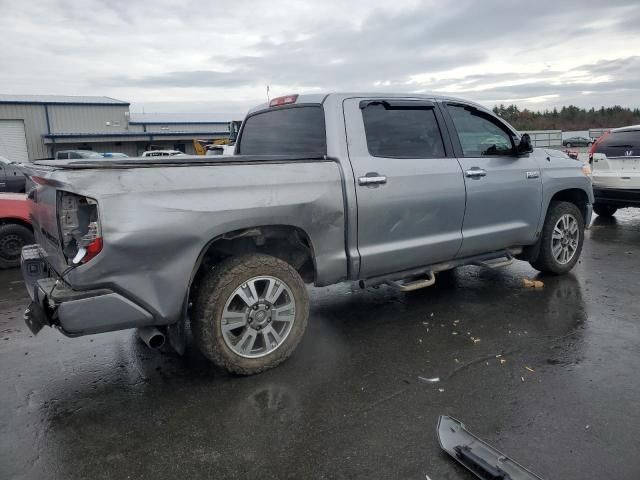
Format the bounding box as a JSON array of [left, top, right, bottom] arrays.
[[0, 0, 639, 118]]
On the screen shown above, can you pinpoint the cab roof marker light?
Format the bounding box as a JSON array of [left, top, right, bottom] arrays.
[[269, 94, 298, 107]]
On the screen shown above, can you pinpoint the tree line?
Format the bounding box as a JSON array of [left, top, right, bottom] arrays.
[[492, 104, 640, 131]]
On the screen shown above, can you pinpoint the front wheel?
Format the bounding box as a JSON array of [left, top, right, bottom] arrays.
[[530, 201, 584, 275], [192, 253, 309, 375], [593, 203, 617, 217], [566, 142, 572, 148]]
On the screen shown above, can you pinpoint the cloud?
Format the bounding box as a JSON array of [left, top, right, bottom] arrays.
[[0, 0, 639, 116], [103, 70, 254, 88]]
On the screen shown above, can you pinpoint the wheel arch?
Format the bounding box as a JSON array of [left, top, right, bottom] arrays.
[[521, 187, 590, 263], [0, 217, 33, 231], [184, 224, 317, 319], [548, 188, 590, 222]]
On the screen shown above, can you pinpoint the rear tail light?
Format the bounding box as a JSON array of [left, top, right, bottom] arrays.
[[269, 94, 298, 107], [58, 191, 102, 264]]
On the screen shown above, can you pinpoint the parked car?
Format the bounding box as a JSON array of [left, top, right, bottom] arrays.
[[55, 150, 104, 160], [102, 152, 129, 158], [205, 145, 235, 156], [589, 124, 640, 216], [0, 155, 26, 193], [563, 136, 593, 147], [19, 93, 593, 375], [141, 150, 185, 157], [0, 193, 34, 268]]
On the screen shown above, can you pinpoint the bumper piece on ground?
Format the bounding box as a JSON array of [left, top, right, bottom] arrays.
[[437, 415, 543, 480]]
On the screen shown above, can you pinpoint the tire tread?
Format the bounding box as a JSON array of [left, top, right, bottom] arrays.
[[530, 201, 584, 275], [192, 253, 308, 375]]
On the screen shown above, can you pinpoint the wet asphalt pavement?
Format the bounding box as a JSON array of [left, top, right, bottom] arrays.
[[2, 212, 640, 480]]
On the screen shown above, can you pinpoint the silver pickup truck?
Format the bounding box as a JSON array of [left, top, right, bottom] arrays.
[[21, 93, 593, 375]]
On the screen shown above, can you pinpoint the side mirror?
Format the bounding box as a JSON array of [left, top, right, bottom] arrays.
[[516, 133, 533, 155], [516, 134, 533, 155]]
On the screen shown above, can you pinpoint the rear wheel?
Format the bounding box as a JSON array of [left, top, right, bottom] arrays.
[[192, 253, 309, 375], [0, 224, 34, 269], [566, 142, 572, 148], [530, 201, 584, 275], [593, 203, 617, 217]]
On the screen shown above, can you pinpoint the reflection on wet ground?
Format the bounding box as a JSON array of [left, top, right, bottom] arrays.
[[1, 210, 639, 479]]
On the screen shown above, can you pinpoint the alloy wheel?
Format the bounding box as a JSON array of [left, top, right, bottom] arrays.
[[220, 276, 296, 358], [552, 214, 579, 264]]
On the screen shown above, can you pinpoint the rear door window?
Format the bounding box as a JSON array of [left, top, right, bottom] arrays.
[[447, 105, 515, 156], [238, 106, 326, 155], [360, 102, 446, 158], [596, 130, 640, 157]]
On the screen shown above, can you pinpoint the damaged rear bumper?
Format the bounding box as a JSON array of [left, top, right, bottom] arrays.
[[21, 244, 154, 336]]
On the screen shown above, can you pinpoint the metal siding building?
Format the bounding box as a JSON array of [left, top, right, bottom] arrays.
[[0, 94, 231, 160]]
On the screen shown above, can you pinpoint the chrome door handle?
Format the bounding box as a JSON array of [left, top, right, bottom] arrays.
[[465, 168, 487, 178], [358, 175, 387, 186]]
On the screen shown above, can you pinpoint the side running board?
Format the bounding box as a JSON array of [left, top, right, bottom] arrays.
[[437, 416, 544, 480], [386, 271, 435, 291], [472, 251, 514, 269], [360, 248, 523, 290]]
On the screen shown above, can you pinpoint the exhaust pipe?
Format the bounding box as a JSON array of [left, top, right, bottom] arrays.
[[138, 326, 165, 349]]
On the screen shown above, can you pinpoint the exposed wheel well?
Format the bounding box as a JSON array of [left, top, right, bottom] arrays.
[[549, 189, 589, 221], [188, 226, 316, 308]]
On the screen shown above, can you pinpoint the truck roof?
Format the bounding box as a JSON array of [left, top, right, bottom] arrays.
[[610, 124, 640, 133], [248, 92, 490, 115]]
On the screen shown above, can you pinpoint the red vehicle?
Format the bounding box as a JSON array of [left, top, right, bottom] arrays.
[[564, 149, 580, 160], [0, 193, 34, 268]]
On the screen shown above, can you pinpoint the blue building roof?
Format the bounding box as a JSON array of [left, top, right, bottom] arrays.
[[0, 94, 129, 106]]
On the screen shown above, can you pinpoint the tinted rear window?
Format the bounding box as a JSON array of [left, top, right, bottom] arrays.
[[238, 106, 326, 155], [361, 104, 445, 158], [596, 130, 640, 156]]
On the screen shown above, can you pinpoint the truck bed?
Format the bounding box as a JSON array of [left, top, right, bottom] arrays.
[[24, 155, 349, 333]]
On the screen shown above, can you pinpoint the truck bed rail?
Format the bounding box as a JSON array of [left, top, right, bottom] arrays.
[[34, 154, 328, 169]]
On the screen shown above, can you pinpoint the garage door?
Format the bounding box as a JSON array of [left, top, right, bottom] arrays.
[[0, 120, 29, 162]]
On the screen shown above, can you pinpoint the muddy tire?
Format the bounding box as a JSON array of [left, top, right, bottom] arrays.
[[0, 224, 34, 269], [593, 203, 617, 217], [530, 201, 584, 275], [192, 253, 309, 375]]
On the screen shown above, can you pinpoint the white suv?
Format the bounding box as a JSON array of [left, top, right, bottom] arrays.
[[590, 125, 640, 217]]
